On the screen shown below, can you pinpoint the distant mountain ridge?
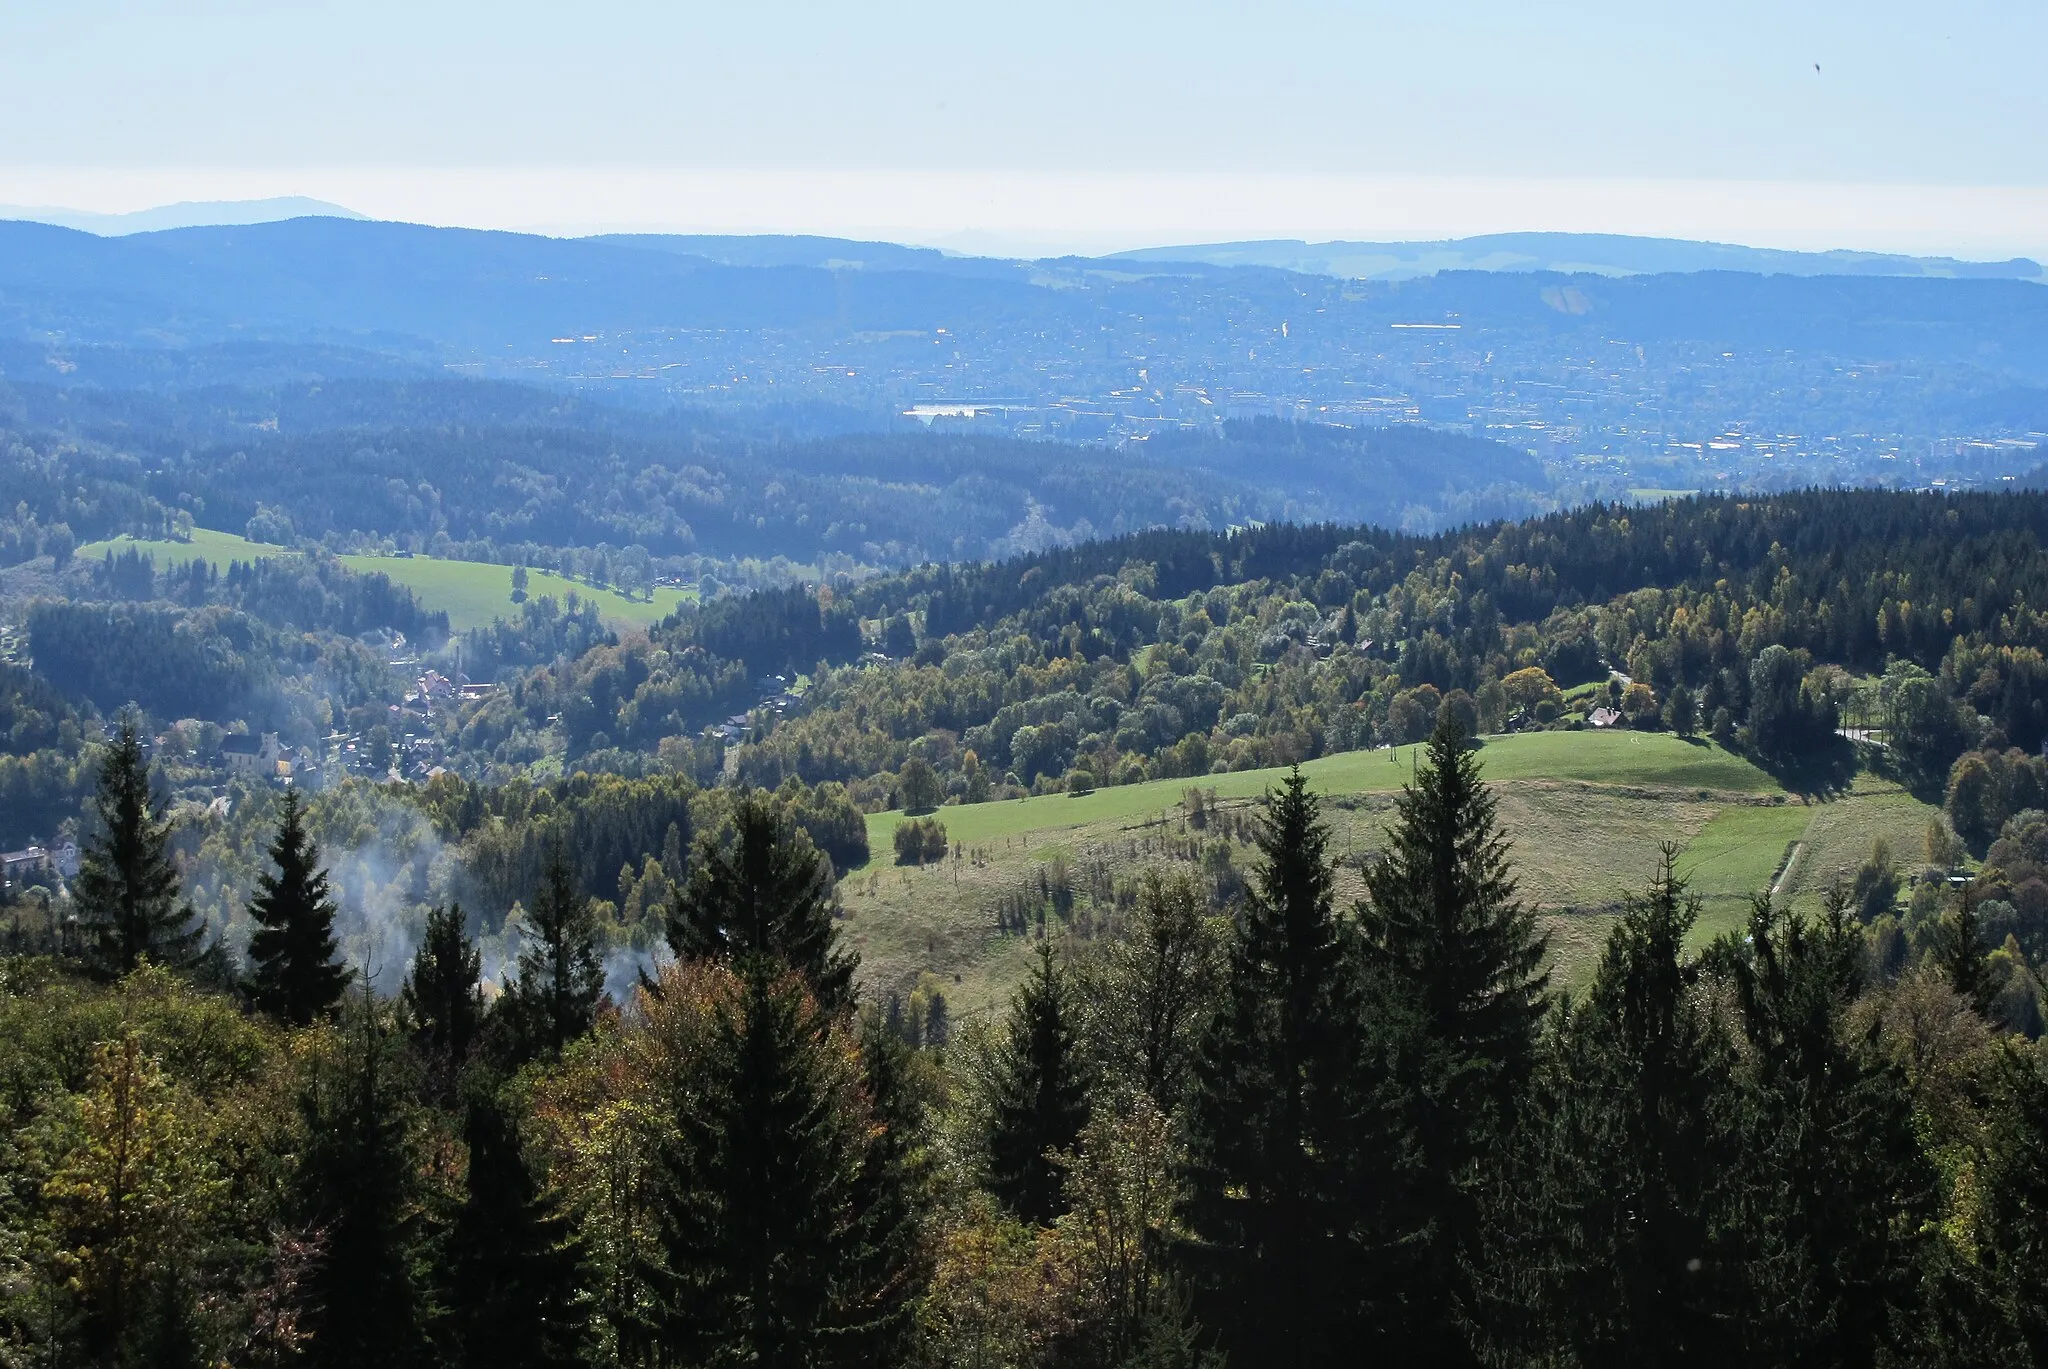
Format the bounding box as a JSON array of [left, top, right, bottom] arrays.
[[5, 218, 2046, 366], [1109, 232, 2045, 283], [0, 197, 365, 236]]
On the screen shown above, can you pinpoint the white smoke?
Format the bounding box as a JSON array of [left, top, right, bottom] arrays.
[[316, 794, 448, 993]]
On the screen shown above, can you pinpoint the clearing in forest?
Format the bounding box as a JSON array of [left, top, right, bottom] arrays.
[[78, 530, 692, 630], [841, 731, 1931, 1017]]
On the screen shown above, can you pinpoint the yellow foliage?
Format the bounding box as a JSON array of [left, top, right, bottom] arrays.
[[41, 1034, 224, 1335]]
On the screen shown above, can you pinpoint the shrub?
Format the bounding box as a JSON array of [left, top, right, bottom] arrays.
[[893, 816, 950, 866]]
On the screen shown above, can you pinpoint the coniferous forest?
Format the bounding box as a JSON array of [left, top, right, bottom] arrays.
[[2, 705, 2044, 1369]]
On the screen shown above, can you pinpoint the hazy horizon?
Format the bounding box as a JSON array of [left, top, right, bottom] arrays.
[[6, 173, 2048, 264], [6, 0, 2047, 259]]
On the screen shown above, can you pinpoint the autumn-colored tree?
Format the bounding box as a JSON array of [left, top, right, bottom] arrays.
[[42, 1034, 222, 1368]]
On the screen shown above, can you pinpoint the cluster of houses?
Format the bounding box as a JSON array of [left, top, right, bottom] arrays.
[[705, 674, 805, 745], [213, 668, 499, 791], [1, 840, 79, 897]]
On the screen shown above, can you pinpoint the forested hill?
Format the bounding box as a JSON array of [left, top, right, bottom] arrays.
[[0, 380, 1553, 563], [466, 483, 2048, 823], [849, 486, 2048, 659]]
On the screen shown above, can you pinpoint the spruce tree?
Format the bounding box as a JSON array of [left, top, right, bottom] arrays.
[[441, 1084, 587, 1369], [1358, 712, 1547, 1341], [1476, 848, 1738, 1367], [666, 793, 856, 1011], [511, 846, 605, 1059], [1975, 1044, 2048, 1361], [1361, 712, 1548, 1126], [1182, 768, 1407, 1366], [400, 903, 483, 1070], [296, 991, 427, 1369], [1726, 892, 1933, 1366], [73, 719, 203, 979], [986, 943, 1090, 1225], [1938, 881, 1992, 1013], [839, 1016, 933, 1363], [650, 964, 883, 1369], [246, 788, 352, 1026]]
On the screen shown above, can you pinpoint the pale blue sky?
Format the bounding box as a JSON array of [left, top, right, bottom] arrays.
[[4, 1, 2045, 252]]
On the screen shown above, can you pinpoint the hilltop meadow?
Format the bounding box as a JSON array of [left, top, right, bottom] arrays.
[[840, 730, 1938, 1014]]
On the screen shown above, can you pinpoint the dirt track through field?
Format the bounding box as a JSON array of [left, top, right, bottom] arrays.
[[1771, 842, 1805, 897]]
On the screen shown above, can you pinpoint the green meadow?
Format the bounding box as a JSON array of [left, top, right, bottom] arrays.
[[78, 531, 692, 631], [858, 730, 1779, 859], [336, 554, 692, 631], [80, 527, 281, 573], [841, 731, 1928, 1016]]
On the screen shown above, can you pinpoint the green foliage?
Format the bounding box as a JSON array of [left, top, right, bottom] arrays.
[[1937, 884, 1994, 1012], [897, 756, 942, 813], [1971, 1044, 2048, 1360], [892, 816, 949, 866], [846, 1017, 936, 1363], [666, 792, 857, 1011], [1360, 712, 1548, 1171], [509, 846, 607, 1061], [399, 903, 483, 1079], [1181, 767, 1407, 1361], [440, 1083, 588, 1369], [1074, 868, 1223, 1113], [1725, 893, 1934, 1364], [1356, 712, 1549, 1344], [987, 945, 1090, 1226], [295, 995, 430, 1369], [1945, 745, 2048, 850], [73, 721, 204, 979], [245, 789, 352, 1026], [647, 963, 908, 1369], [1475, 848, 1739, 1365]]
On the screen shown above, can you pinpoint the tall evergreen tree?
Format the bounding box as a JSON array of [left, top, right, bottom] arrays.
[[1726, 892, 1933, 1367], [665, 793, 856, 1011], [1361, 712, 1549, 1127], [73, 719, 202, 979], [1181, 768, 1408, 1367], [840, 1016, 934, 1364], [245, 789, 352, 1026], [1476, 848, 1739, 1367], [440, 1084, 587, 1369], [1973, 1044, 2048, 1362], [400, 903, 483, 1071], [986, 943, 1090, 1225], [1937, 881, 1992, 1013], [1359, 712, 1547, 1347], [296, 992, 427, 1369], [511, 846, 605, 1059], [649, 964, 889, 1369]]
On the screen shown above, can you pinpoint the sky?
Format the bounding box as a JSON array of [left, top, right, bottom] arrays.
[[4, 0, 2046, 256]]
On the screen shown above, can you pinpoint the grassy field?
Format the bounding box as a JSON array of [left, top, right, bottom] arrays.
[[76, 531, 692, 631], [80, 528, 281, 572], [858, 730, 1778, 859], [840, 731, 1928, 1018], [1672, 804, 1815, 942], [336, 554, 691, 631]]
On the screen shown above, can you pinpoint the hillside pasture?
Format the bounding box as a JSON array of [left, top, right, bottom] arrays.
[[841, 730, 1928, 1018], [77, 531, 692, 630]]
